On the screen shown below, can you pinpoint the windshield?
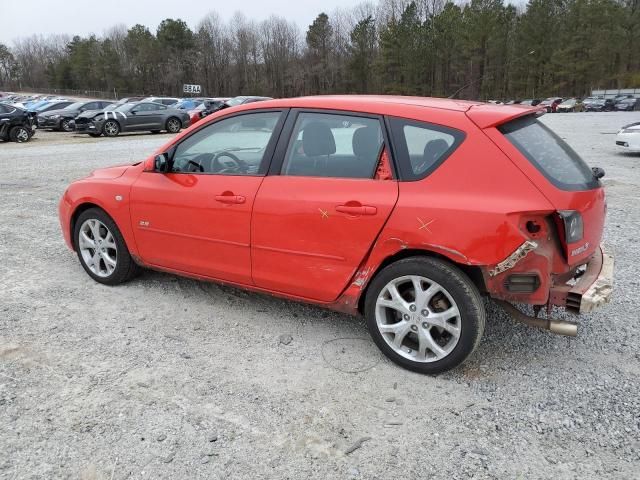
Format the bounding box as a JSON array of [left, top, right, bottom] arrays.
[[621, 99, 636, 104], [174, 99, 201, 110], [499, 115, 599, 191], [225, 97, 246, 107], [103, 104, 118, 111], [115, 103, 136, 112], [64, 102, 84, 110], [562, 99, 576, 106], [34, 102, 53, 111]]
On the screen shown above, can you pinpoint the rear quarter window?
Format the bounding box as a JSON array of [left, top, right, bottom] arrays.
[[499, 115, 599, 191], [388, 117, 465, 181]]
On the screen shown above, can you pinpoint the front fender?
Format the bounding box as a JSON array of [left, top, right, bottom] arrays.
[[60, 166, 143, 256]]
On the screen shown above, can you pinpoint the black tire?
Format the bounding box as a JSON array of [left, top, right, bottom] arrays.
[[9, 125, 31, 143], [103, 120, 120, 137], [166, 117, 181, 133], [73, 208, 141, 285], [364, 256, 485, 374], [88, 133, 102, 138], [60, 118, 73, 132]]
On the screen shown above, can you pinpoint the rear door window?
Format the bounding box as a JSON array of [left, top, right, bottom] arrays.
[[499, 115, 599, 191], [281, 112, 384, 179]]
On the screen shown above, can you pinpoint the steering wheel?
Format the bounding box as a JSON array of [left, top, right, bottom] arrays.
[[182, 153, 214, 173], [212, 152, 248, 174]]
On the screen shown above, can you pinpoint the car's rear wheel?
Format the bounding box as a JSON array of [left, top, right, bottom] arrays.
[[9, 126, 31, 143], [103, 120, 120, 137], [364, 256, 485, 374], [73, 208, 140, 285], [60, 118, 73, 132], [166, 117, 181, 133]]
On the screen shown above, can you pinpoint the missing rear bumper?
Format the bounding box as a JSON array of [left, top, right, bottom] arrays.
[[569, 245, 614, 313], [548, 244, 614, 314]]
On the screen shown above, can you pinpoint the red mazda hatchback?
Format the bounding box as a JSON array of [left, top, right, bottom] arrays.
[[59, 96, 614, 374]]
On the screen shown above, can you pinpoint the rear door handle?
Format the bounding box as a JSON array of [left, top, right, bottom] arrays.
[[336, 204, 377, 216], [215, 193, 246, 204]]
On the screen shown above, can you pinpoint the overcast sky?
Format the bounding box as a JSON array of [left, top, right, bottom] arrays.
[[0, 0, 353, 44]]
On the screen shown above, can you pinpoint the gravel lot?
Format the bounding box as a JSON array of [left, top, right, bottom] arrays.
[[1, 114, 639, 480]]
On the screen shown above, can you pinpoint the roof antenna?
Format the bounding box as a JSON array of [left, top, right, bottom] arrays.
[[448, 75, 487, 99]]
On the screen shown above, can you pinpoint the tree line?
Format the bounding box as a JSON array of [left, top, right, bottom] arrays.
[[0, 0, 638, 100]]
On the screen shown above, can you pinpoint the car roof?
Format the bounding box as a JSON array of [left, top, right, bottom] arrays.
[[233, 95, 541, 129], [251, 95, 481, 112]]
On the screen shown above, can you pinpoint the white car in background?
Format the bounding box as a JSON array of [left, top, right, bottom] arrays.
[[616, 122, 640, 152]]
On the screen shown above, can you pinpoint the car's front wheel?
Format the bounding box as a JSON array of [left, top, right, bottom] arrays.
[[166, 117, 181, 133], [60, 118, 73, 132], [9, 126, 31, 143], [103, 120, 120, 137], [73, 208, 140, 285], [365, 257, 485, 374]]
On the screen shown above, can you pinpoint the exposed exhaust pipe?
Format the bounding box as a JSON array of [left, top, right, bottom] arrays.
[[494, 300, 578, 337]]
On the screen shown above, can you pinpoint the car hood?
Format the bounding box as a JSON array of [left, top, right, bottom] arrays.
[[76, 109, 105, 119], [41, 108, 77, 117], [86, 164, 130, 180]]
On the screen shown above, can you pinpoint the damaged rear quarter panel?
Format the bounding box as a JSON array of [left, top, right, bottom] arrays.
[[336, 119, 557, 311]]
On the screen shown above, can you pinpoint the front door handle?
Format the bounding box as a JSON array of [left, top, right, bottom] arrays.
[[336, 204, 377, 216], [215, 192, 246, 204]]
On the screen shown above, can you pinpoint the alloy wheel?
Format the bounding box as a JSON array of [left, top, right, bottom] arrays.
[[167, 119, 180, 133], [15, 127, 29, 142], [78, 219, 118, 278], [375, 275, 461, 363], [104, 121, 119, 136]]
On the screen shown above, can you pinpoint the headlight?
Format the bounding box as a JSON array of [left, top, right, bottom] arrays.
[[50, 114, 60, 119]]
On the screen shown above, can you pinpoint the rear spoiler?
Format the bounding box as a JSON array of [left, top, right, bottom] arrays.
[[466, 104, 545, 129]]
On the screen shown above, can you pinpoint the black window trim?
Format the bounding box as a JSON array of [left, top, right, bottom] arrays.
[[161, 108, 289, 177], [385, 116, 466, 182], [267, 107, 399, 180]]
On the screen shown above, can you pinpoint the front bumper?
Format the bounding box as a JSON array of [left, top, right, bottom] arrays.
[[58, 191, 74, 251], [551, 245, 614, 314], [37, 116, 61, 129], [74, 121, 99, 133]]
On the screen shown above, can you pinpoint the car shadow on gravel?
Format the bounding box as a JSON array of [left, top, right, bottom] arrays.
[[126, 269, 579, 379]]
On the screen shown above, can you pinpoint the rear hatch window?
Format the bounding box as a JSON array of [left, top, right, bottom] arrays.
[[499, 115, 599, 191]]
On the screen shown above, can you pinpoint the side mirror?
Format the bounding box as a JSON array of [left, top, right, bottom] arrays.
[[592, 167, 605, 179], [130, 109, 138, 115], [155, 153, 170, 173]]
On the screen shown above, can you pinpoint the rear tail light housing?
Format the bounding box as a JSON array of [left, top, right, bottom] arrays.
[[556, 210, 583, 244]]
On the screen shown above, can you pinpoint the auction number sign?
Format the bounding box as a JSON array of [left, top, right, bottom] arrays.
[[183, 84, 202, 94]]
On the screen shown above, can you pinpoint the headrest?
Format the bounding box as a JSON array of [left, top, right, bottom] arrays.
[[423, 139, 450, 163], [302, 121, 336, 157], [352, 126, 381, 159]]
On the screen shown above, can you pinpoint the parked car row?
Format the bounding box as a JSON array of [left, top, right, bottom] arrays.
[[0, 93, 273, 141], [491, 95, 639, 112]]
